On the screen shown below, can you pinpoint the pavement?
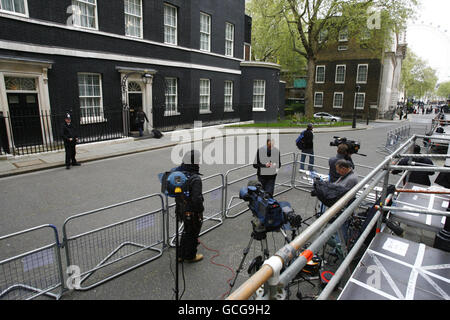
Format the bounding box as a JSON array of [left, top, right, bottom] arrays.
[[0, 120, 404, 178]]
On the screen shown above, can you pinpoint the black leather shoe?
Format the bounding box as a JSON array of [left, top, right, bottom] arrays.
[[66, 166, 70, 170], [72, 163, 81, 166]]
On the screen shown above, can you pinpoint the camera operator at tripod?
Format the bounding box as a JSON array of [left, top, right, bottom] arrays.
[[167, 150, 205, 263]]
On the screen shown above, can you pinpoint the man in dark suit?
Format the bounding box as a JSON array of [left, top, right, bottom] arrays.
[[62, 114, 81, 170]]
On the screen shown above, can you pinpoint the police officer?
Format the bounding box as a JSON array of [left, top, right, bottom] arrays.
[[175, 150, 204, 263], [62, 113, 80, 170]]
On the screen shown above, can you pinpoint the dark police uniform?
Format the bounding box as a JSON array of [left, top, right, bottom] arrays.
[[62, 115, 80, 169]]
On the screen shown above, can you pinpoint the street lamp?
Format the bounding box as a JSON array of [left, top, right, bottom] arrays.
[[352, 85, 361, 129]]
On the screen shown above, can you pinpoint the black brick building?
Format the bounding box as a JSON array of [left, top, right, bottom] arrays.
[[0, 0, 284, 153]]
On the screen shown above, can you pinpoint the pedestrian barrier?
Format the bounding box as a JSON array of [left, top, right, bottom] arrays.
[[378, 125, 411, 155], [7, 132, 445, 299], [62, 193, 165, 290], [0, 225, 64, 300], [224, 152, 296, 219]]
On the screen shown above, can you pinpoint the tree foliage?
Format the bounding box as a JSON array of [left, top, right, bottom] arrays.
[[437, 82, 450, 99], [247, 0, 419, 116], [401, 50, 438, 99]]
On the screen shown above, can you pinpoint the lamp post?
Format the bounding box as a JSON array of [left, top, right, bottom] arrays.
[[352, 85, 361, 129]]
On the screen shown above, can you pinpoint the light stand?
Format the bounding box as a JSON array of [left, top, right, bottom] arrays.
[[352, 85, 361, 129]]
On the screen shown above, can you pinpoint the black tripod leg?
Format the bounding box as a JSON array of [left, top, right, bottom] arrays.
[[229, 236, 254, 289]]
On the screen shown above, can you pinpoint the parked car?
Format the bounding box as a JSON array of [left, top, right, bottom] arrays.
[[313, 112, 342, 122]]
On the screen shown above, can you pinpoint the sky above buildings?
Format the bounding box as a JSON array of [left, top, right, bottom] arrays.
[[406, 0, 450, 83]]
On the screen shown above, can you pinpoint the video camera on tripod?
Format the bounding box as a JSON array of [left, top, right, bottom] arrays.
[[239, 181, 302, 232], [330, 136, 366, 156]]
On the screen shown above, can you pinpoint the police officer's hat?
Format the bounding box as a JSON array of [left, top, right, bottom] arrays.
[[65, 113, 71, 120]]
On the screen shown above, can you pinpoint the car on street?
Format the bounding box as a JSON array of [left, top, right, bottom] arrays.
[[313, 112, 342, 122]]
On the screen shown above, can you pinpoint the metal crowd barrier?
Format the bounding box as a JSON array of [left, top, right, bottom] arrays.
[[0, 225, 64, 300], [224, 152, 296, 219], [62, 193, 165, 291], [379, 125, 411, 154]]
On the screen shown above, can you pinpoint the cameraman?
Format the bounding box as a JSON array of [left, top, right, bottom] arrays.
[[334, 159, 359, 190], [175, 150, 204, 263], [329, 144, 355, 183], [253, 138, 281, 197]]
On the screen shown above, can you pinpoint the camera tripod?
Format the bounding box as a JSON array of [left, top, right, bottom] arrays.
[[228, 220, 293, 293]]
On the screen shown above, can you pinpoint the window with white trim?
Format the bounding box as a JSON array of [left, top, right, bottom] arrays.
[[252, 80, 266, 111], [0, 0, 27, 16], [339, 27, 348, 42], [225, 22, 234, 57], [314, 92, 324, 108], [333, 92, 344, 108], [164, 3, 177, 45], [354, 92, 365, 110], [124, 0, 142, 38], [315, 65, 325, 83], [357, 64, 368, 84], [335, 65, 346, 84], [77, 73, 103, 121], [199, 79, 210, 112], [72, 0, 97, 29], [165, 77, 178, 115], [224, 80, 233, 111], [200, 12, 211, 52]]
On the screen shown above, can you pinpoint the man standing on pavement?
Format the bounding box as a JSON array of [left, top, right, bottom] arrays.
[[62, 113, 80, 170], [253, 137, 281, 197], [300, 123, 315, 172]]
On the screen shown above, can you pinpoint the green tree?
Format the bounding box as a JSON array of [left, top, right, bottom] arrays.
[[401, 51, 438, 99], [246, 0, 307, 85], [247, 0, 418, 117], [437, 82, 450, 99]]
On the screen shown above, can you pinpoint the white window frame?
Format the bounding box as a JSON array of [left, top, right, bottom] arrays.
[[335, 65, 346, 84], [338, 45, 348, 51], [339, 27, 348, 42], [356, 64, 369, 84], [71, 0, 98, 30], [224, 80, 233, 112], [124, 0, 143, 39], [333, 92, 344, 109], [252, 80, 266, 111], [315, 65, 325, 84], [200, 12, 211, 52], [314, 92, 324, 108], [77, 73, 104, 123], [225, 22, 234, 57], [165, 77, 179, 116], [199, 78, 211, 113], [0, 0, 28, 17], [354, 92, 366, 110], [164, 3, 178, 45]]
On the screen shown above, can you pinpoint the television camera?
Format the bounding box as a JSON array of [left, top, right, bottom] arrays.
[[330, 136, 366, 156], [239, 181, 302, 232]]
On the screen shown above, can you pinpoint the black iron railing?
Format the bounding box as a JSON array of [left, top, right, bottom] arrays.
[[153, 104, 253, 132], [0, 109, 127, 156]]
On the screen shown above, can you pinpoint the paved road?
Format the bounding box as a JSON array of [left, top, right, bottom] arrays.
[[0, 114, 435, 300]]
